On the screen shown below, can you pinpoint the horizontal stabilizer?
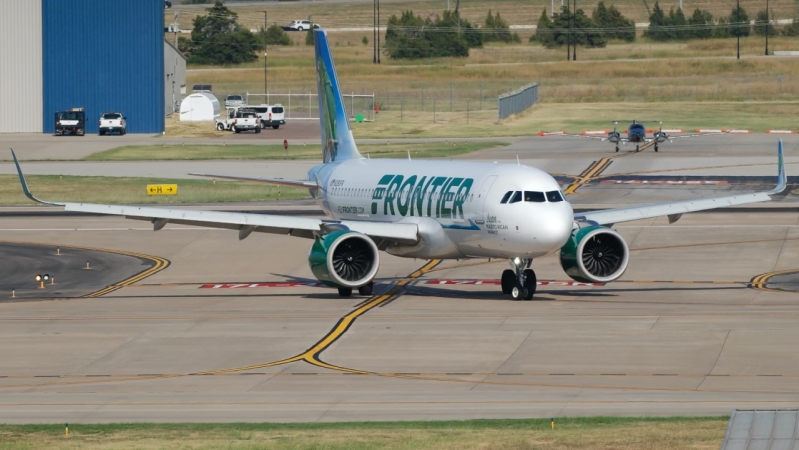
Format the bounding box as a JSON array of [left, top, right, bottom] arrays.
[[189, 173, 319, 189]]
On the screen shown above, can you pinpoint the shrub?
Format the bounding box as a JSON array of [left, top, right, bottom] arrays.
[[592, 2, 635, 42]]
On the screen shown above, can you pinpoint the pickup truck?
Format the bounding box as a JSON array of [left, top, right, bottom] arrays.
[[98, 112, 126, 135], [54, 108, 86, 136], [215, 108, 260, 133]]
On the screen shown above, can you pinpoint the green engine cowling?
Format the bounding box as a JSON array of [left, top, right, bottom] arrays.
[[559, 225, 629, 283], [309, 230, 380, 288]]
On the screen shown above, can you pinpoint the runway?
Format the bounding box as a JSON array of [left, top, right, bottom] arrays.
[[0, 136, 798, 423]]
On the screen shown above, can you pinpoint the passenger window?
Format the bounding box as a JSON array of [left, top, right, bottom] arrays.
[[500, 191, 512, 204], [524, 191, 546, 203], [546, 190, 564, 202], [509, 191, 522, 204]]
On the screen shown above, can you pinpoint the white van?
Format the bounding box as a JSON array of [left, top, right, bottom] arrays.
[[250, 104, 286, 129]]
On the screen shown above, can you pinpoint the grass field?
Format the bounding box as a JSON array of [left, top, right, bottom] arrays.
[[0, 175, 309, 206], [0, 417, 728, 449], [86, 142, 507, 161]]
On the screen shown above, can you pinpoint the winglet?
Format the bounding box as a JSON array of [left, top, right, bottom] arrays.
[[10, 149, 61, 205], [768, 139, 787, 195]]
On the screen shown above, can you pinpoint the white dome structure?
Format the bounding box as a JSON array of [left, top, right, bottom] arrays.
[[179, 92, 220, 121]]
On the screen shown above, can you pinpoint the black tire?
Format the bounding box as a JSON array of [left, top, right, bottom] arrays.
[[122, 129, 126, 135], [216, 123, 225, 131], [635, 145, 639, 151], [654, 144, 659, 152], [523, 269, 536, 300], [234, 127, 241, 134], [272, 124, 280, 129], [261, 122, 266, 129], [99, 130, 105, 136], [338, 287, 352, 297], [255, 127, 261, 134], [615, 146, 619, 152], [358, 282, 373, 296], [501, 269, 515, 295], [77, 128, 84, 136]]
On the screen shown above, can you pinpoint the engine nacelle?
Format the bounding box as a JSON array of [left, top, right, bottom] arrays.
[[559, 226, 629, 283], [309, 230, 379, 288]]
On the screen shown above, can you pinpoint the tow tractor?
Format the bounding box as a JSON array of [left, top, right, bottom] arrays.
[[54, 108, 86, 136]]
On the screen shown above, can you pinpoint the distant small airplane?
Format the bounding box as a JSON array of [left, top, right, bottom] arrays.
[[549, 120, 724, 153]]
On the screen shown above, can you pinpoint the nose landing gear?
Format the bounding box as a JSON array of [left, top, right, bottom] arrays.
[[501, 258, 536, 300]]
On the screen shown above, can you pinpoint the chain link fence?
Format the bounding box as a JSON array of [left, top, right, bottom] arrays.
[[498, 83, 539, 122]]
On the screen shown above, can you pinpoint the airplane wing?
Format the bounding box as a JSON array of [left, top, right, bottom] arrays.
[[574, 140, 787, 226], [10, 150, 418, 245], [189, 172, 319, 189]]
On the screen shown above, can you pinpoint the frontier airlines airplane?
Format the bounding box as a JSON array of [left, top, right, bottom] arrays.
[[12, 30, 786, 301]]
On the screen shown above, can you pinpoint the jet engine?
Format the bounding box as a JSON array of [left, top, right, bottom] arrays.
[[559, 226, 629, 283], [308, 230, 380, 288]]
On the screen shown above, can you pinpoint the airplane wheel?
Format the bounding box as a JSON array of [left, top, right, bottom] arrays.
[[654, 145, 659, 152], [358, 282, 373, 296], [338, 287, 352, 297], [511, 284, 527, 301], [523, 269, 536, 300], [636, 145, 639, 151], [615, 146, 619, 153], [501, 269, 515, 295]]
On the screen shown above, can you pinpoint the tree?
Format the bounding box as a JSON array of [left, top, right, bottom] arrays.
[[592, 2, 635, 42], [483, 10, 521, 43], [306, 28, 314, 45], [260, 24, 291, 46], [186, 1, 260, 65], [783, 18, 799, 36], [385, 10, 481, 59], [669, 7, 688, 39], [687, 8, 713, 39], [644, 2, 672, 41], [713, 16, 731, 38], [730, 5, 751, 37], [533, 8, 554, 46], [533, 6, 605, 48], [753, 9, 775, 36]]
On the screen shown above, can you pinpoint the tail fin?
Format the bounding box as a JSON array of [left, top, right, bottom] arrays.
[[314, 29, 362, 163]]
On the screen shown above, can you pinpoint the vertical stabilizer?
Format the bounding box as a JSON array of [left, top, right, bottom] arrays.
[[314, 29, 362, 163]]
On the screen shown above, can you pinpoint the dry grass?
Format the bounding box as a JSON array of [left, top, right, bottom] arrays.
[[0, 175, 308, 206], [351, 101, 799, 138], [0, 417, 728, 449], [88, 141, 507, 160], [170, 0, 798, 34]]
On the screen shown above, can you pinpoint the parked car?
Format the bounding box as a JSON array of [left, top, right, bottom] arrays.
[[164, 1, 172, 8], [286, 20, 319, 31], [249, 104, 286, 129], [225, 95, 245, 108], [98, 112, 126, 135]]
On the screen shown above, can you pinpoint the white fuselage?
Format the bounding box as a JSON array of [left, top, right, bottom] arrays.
[[307, 158, 574, 260]]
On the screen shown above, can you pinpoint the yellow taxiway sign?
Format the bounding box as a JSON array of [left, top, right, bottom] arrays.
[[147, 184, 178, 196]]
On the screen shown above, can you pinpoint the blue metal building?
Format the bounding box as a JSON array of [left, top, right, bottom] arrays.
[[41, 0, 164, 134]]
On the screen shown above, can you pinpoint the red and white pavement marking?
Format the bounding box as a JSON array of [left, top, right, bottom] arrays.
[[425, 279, 603, 287], [660, 129, 683, 133], [696, 129, 725, 133], [767, 130, 794, 134], [727, 129, 750, 134], [201, 282, 323, 289], [599, 180, 728, 185], [537, 131, 567, 136], [581, 130, 609, 135]]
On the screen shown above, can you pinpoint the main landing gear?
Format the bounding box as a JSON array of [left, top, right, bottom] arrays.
[[615, 145, 619, 153], [654, 143, 659, 152], [635, 144, 640, 152], [500, 258, 536, 300]]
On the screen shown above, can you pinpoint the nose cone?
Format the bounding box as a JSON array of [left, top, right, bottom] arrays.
[[537, 202, 574, 250]]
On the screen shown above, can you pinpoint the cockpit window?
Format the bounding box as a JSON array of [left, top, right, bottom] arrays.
[[524, 191, 546, 203], [509, 191, 522, 204], [500, 191, 512, 204], [546, 190, 564, 202]]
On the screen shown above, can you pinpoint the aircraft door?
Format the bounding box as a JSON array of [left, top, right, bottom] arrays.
[[473, 175, 497, 225]]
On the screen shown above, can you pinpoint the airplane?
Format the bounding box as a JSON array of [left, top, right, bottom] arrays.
[[11, 30, 787, 301], [554, 120, 721, 153]]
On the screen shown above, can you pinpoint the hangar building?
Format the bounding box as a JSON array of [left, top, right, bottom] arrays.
[[0, 0, 182, 134]]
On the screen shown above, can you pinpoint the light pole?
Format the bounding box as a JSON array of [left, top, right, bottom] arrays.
[[765, 0, 769, 55], [566, 4, 570, 61], [373, 0, 377, 63], [572, 0, 576, 60], [377, 0, 381, 64], [264, 11, 269, 100], [736, 0, 740, 60]]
